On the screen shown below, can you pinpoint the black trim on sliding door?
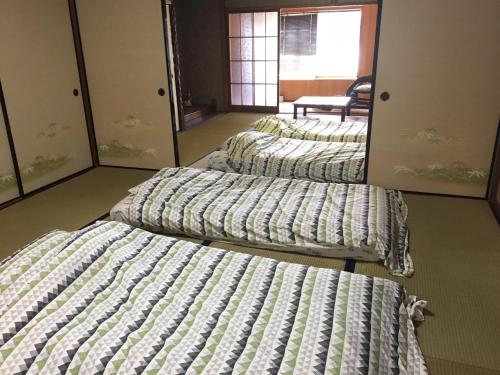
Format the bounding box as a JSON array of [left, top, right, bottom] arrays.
[[98, 164, 160, 173], [161, 0, 180, 167], [0, 80, 24, 198], [277, 10, 281, 110], [363, 0, 383, 185], [68, 0, 99, 167], [486, 119, 500, 223], [224, 9, 231, 110], [485, 119, 500, 200]]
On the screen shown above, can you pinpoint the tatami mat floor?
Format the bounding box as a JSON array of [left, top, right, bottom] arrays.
[[1, 170, 498, 374], [177, 112, 269, 166], [1, 113, 499, 374], [0, 167, 155, 260]]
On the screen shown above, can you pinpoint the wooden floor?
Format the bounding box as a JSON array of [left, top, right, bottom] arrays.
[[1, 112, 499, 374]]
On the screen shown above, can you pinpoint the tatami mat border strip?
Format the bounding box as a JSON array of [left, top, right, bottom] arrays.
[[344, 259, 356, 273]]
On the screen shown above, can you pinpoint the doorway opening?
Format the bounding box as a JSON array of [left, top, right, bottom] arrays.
[[226, 5, 378, 120], [278, 4, 377, 120]]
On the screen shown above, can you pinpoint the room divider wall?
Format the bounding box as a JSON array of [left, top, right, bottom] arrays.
[[0, 0, 93, 201]]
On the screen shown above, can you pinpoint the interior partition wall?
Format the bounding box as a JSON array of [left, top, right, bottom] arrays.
[[228, 11, 280, 111], [77, 0, 178, 170], [0, 0, 93, 195]]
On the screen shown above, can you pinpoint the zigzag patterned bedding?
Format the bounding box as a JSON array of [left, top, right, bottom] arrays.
[[0, 221, 427, 374], [208, 131, 366, 183], [253, 115, 368, 143], [110, 167, 414, 276]]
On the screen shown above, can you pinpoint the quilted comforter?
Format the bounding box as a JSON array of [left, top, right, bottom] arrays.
[[110, 168, 413, 276], [253, 115, 368, 143], [208, 131, 366, 183], [0, 221, 427, 374]]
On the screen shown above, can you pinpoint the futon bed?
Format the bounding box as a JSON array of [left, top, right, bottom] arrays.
[[208, 131, 366, 183], [253, 115, 368, 143], [0, 221, 427, 374], [110, 167, 413, 276]]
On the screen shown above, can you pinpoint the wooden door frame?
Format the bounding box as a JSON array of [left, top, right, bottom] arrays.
[[225, 9, 281, 113], [363, 0, 382, 184]]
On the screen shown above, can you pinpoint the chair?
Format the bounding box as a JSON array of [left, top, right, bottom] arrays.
[[346, 75, 372, 116]]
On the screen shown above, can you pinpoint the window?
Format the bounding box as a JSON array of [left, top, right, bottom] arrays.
[[228, 12, 279, 107], [280, 14, 317, 56], [280, 10, 362, 79]]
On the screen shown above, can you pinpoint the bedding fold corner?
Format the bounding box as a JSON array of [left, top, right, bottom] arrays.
[[386, 189, 414, 277], [405, 295, 428, 322]]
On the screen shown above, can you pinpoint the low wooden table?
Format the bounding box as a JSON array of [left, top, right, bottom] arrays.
[[293, 96, 352, 121]]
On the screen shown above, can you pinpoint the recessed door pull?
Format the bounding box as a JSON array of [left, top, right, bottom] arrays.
[[380, 91, 390, 101], [73, 89, 79, 96], [158, 88, 166, 96]]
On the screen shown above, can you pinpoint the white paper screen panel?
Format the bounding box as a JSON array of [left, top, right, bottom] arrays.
[[229, 12, 279, 108]]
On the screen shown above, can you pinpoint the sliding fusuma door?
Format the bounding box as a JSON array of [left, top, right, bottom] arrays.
[[228, 11, 279, 111], [77, 0, 178, 169], [368, 0, 499, 197], [0, 0, 93, 193]]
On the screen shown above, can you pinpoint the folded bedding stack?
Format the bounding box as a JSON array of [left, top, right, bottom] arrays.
[[253, 114, 368, 143], [208, 131, 366, 183], [110, 167, 413, 276], [0, 221, 427, 374]]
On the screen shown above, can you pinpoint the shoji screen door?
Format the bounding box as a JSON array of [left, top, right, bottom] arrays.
[[228, 11, 279, 110], [0, 0, 93, 194], [77, 0, 177, 169]]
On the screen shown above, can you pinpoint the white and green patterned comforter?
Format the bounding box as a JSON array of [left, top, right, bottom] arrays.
[[0, 221, 427, 374], [110, 167, 413, 276], [208, 131, 366, 183], [253, 115, 368, 143]]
